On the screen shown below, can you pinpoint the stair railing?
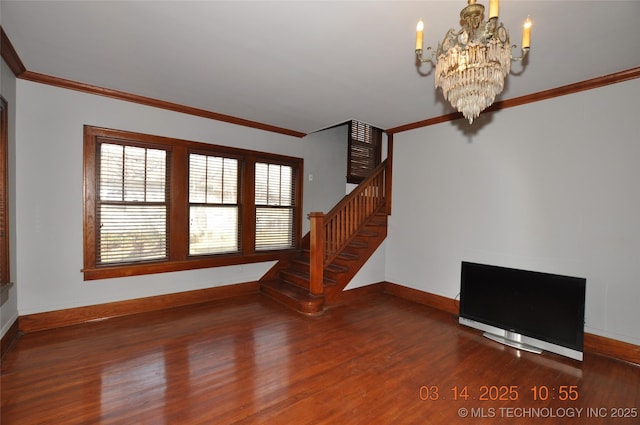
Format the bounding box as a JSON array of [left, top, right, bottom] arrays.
[[308, 159, 388, 295]]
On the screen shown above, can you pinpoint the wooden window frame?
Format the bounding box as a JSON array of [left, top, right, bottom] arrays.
[[0, 97, 9, 285], [83, 126, 303, 280]]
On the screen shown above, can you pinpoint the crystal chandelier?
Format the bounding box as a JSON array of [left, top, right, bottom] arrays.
[[415, 0, 531, 123]]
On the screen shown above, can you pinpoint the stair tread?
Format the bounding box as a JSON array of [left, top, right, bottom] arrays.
[[261, 279, 322, 299], [280, 268, 337, 285], [291, 258, 348, 273], [358, 230, 379, 237], [336, 252, 359, 260], [348, 240, 368, 248]]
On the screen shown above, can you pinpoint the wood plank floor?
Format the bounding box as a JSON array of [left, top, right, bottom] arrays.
[[1, 292, 639, 424]]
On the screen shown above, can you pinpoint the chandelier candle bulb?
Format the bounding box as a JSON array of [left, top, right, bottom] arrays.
[[416, 20, 424, 51], [522, 17, 532, 49], [489, 0, 499, 19]]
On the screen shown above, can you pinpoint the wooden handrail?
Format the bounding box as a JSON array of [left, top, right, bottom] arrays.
[[308, 159, 388, 294]]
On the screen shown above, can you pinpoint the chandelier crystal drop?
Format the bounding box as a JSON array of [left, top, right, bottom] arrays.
[[415, 0, 531, 123]]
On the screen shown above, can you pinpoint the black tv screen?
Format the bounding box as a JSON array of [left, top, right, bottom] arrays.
[[459, 261, 586, 360]]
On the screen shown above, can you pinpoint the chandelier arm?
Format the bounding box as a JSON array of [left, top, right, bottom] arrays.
[[510, 46, 530, 62], [415, 47, 437, 64]]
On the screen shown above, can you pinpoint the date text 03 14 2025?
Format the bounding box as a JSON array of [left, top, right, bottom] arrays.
[[418, 385, 579, 402]]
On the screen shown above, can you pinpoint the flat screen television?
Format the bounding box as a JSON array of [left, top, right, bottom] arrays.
[[459, 261, 586, 361]]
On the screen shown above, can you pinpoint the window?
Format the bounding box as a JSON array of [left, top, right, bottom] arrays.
[[97, 143, 168, 264], [189, 153, 239, 255], [0, 97, 9, 285], [347, 120, 382, 184], [83, 126, 302, 280], [255, 162, 296, 251]]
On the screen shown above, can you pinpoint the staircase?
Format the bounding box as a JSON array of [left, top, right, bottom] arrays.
[[260, 160, 390, 314]]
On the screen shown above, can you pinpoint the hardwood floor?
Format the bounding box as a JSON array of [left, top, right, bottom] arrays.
[[2, 293, 638, 424]]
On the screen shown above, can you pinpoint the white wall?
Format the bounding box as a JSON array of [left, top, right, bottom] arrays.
[[0, 59, 18, 339], [302, 124, 349, 232], [15, 80, 347, 315], [387, 78, 640, 346]]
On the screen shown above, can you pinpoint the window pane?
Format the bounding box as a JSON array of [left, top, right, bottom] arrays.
[[222, 158, 238, 203], [255, 207, 294, 250], [100, 144, 124, 201], [268, 165, 281, 205], [280, 166, 292, 207], [99, 204, 167, 264], [124, 146, 146, 202], [100, 144, 166, 202], [189, 154, 237, 204], [189, 154, 207, 203], [255, 163, 293, 206], [146, 149, 167, 202], [189, 206, 238, 255], [207, 156, 223, 203], [255, 162, 268, 204]]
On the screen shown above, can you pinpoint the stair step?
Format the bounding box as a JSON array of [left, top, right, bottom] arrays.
[[280, 269, 310, 288], [260, 279, 324, 315], [358, 230, 379, 238], [290, 257, 348, 274], [280, 269, 336, 288], [348, 240, 368, 249], [327, 263, 349, 273], [290, 258, 311, 273], [336, 252, 359, 261]]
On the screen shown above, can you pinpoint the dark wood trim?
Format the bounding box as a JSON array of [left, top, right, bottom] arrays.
[[382, 281, 640, 365], [384, 281, 459, 315], [386, 67, 640, 134], [82, 252, 296, 281], [384, 133, 393, 215], [0, 316, 20, 360], [584, 333, 640, 367], [328, 282, 385, 307], [0, 97, 9, 285], [0, 26, 27, 77], [19, 281, 259, 333], [18, 70, 306, 138]]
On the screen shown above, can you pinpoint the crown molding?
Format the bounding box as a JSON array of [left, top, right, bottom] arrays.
[[386, 67, 640, 135], [19, 70, 306, 138], [0, 26, 26, 77]]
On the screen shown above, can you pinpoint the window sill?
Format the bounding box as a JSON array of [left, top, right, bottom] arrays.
[[83, 251, 298, 281]]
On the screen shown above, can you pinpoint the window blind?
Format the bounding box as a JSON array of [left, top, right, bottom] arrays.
[[188, 153, 239, 255], [97, 143, 168, 264], [347, 120, 382, 184], [255, 162, 295, 250]]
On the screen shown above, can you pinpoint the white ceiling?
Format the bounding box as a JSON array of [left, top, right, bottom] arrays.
[[2, 1, 639, 135]]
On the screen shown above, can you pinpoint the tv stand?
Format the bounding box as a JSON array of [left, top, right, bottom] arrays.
[[483, 331, 543, 355]]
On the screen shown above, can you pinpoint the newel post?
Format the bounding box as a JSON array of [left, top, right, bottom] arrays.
[[308, 212, 325, 296]]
